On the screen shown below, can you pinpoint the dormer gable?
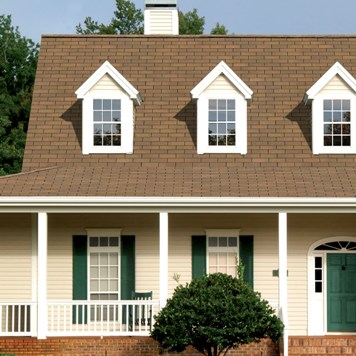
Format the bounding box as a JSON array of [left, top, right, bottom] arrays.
[[304, 62, 356, 154], [76, 60, 142, 105], [191, 61, 253, 155], [191, 61, 253, 104], [75, 61, 141, 155], [304, 62, 356, 104]]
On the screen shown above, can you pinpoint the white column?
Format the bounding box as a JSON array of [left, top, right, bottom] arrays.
[[37, 212, 48, 339], [159, 212, 169, 308], [279, 212, 288, 356], [31, 214, 38, 337]]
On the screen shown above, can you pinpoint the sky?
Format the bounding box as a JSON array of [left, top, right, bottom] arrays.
[[2, 0, 356, 43]]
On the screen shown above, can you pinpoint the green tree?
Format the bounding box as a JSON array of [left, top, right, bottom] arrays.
[[151, 273, 283, 356], [76, 0, 144, 34], [210, 22, 228, 35], [0, 15, 38, 175], [179, 8, 205, 35]]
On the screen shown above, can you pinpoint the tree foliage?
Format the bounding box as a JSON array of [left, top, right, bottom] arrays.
[[179, 9, 205, 35], [0, 15, 38, 175], [76, 0, 143, 34], [210, 23, 228, 35], [77, 1, 226, 35], [151, 273, 283, 356]]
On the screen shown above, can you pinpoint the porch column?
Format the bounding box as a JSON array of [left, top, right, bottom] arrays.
[[159, 212, 169, 308], [37, 212, 48, 339], [279, 212, 288, 356]]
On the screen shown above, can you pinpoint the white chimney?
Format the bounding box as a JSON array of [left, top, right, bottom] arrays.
[[144, 0, 179, 35]]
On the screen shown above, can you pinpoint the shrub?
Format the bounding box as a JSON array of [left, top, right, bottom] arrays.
[[151, 273, 283, 356]]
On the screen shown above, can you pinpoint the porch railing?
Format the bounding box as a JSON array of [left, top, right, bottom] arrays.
[[0, 302, 35, 336], [47, 300, 159, 336]]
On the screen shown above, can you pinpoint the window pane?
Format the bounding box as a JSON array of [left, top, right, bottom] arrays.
[[218, 111, 226, 122], [94, 124, 102, 134], [219, 237, 228, 247], [209, 111, 217, 122], [227, 100, 235, 110], [315, 257, 322, 268], [315, 269, 322, 280], [227, 123, 235, 134], [227, 135, 235, 146], [324, 136, 332, 146], [100, 253, 108, 265], [90, 237, 99, 247], [110, 253, 119, 265], [94, 111, 102, 122], [324, 100, 332, 110], [333, 111, 341, 122], [218, 100, 226, 110], [103, 99, 111, 110], [93, 99, 102, 110], [100, 267, 108, 278], [343, 136, 351, 146], [209, 100, 217, 110], [208, 237, 218, 247], [333, 100, 341, 110], [218, 135, 226, 145], [110, 280, 118, 291], [112, 99, 121, 110], [324, 111, 332, 122], [324, 124, 332, 134], [333, 136, 341, 146], [209, 123, 217, 135], [100, 237, 109, 247], [219, 253, 227, 265], [113, 136, 121, 146], [315, 281, 322, 293], [91, 280, 99, 292], [228, 237, 237, 247], [209, 252, 217, 264], [343, 111, 351, 122], [100, 280, 108, 291], [218, 123, 227, 135], [209, 135, 217, 145], [90, 267, 99, 278], [91, 253, 99, 264], [103, 111, 111, 121], [94, 135, 102, 146], [110, 267, 118, 278], [227, 111, 235, 122], [103, 136, 112, 146], [112, 111, 121, 122], [109, 237, 119, 247], [333, 124, 341, 135]]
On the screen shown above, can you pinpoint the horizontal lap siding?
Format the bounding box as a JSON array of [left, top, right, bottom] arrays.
[[204, 75, 239, 94], [47, 214, 159, 300], [0, 215, 32, 300], [319, 75, 353, 94], [89, 74, 125, 93]]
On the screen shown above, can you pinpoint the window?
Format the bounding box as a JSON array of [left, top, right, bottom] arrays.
[[208, 99, 236, 146], [304, 62, 356, 154], [206, 230, 240, 277], [314, 256, 323, 293], [207, 236, 238, 277], [76, 60, 142, 155], [191, 61, 253, 155], [323, 99, 351, 147], [88, 235, 120, 301], [93, 99, 122, 147]]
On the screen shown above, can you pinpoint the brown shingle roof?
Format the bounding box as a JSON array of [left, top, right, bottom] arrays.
[[10, 34, 356, 198], [0, 166, 355, 197]]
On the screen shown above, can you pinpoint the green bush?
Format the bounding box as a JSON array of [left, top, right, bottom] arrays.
[[151, 273, 283, 356]]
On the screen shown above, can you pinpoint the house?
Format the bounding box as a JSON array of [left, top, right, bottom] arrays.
[[0, 0, 356, 354]]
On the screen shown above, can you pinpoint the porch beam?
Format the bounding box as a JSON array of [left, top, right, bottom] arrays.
[[279, 212, 288, 356], [159, 212, 169, 308], [37, 212, 48, 340]]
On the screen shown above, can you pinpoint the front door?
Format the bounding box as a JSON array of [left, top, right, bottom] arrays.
[[327, 254, 356, 331]]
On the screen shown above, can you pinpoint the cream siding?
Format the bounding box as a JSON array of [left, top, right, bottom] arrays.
[[319, 74, 354, 94], [89, 74, 126, 94], [204, 74, 241, 95], [0, 214, 32, 300]]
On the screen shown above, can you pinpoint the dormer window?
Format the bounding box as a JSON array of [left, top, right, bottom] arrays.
[[304, 62, 356, 154], [191, 61, 253, 155], [76, 61, 142, 155]]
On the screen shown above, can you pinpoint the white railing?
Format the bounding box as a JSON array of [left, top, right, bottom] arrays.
[[0, 302, 35, 336], [47, 300, 159, 336]]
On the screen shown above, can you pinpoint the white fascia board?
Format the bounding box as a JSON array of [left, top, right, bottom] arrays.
[[75, 60, 142, 105], [1, 197, 356, 210], [191, 61, 253, 103], [304, 61, 356, 104]]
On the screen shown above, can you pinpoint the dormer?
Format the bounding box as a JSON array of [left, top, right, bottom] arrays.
[[191, 61, 253, 155], [76, 61, 142, 155], [144, 0, 179, 35], [304, 62, 356, 154]]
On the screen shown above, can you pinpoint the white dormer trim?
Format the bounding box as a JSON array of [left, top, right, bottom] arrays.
[[191, 61, 253, 155], [304, 62, 356, 155], [191, 61, 253, 104], [304, 62, 356, 104], [75, 61, 142, 155], [76, 60, 142, 105]]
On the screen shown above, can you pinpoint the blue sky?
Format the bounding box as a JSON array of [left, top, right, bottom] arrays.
[[2, 0, 356, 43]]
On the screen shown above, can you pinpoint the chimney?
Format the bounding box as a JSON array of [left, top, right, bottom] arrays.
[[144, 0, 179, 35]]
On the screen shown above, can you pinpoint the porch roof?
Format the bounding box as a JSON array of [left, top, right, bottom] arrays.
[[0, 166, 355, 199]]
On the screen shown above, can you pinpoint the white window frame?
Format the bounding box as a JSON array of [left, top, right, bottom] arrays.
[[76, 60, 141, 155], [312, 93, 356, 154], [87, 229, 122, 302], [206, 229, 240, 276], [191, 61, 253, 155], [82, 92, 134, 154], [197, 93, 247, 154]]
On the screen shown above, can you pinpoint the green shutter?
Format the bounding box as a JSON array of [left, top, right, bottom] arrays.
[[239, 235, 254, 288], [192, 235, 207, 278], [121, 235, 135, 300], [72, 235, 87, 323]]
